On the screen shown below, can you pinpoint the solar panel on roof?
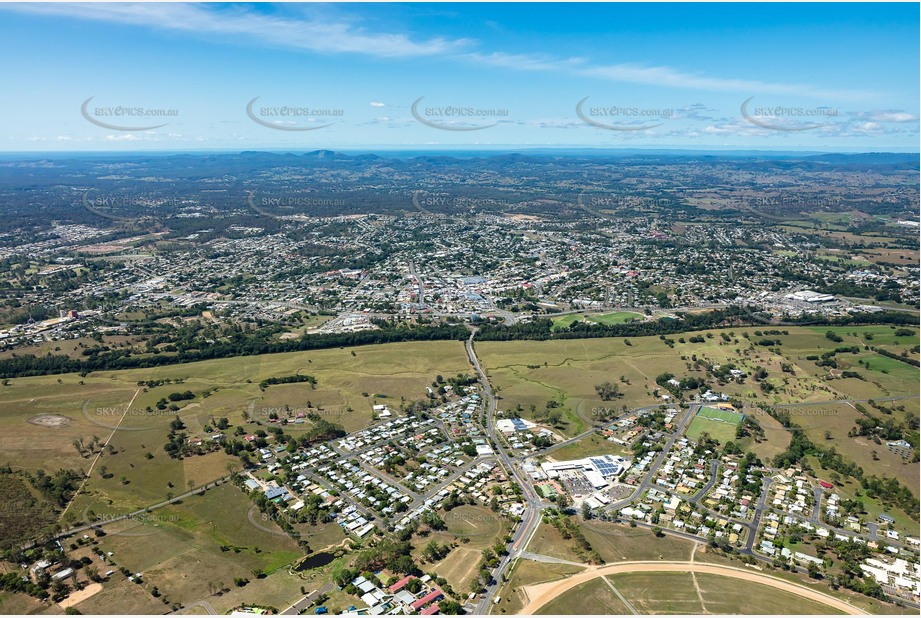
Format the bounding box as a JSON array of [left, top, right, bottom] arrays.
[[590, 457, 619, 476]]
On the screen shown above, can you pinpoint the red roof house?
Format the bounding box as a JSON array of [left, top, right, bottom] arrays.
[[410, 590, 443, 611], [389, 575, 414, 593]]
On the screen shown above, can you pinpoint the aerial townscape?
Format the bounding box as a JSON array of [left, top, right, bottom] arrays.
[[0, 2, 918, 617]]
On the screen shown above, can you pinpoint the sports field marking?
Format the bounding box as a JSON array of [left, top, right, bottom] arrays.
[[696, 406, 744, 424]]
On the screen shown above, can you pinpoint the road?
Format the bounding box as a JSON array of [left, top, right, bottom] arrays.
[[171, 600, 217, 615], [518, 560, 868, 615], [688, 459, 720, 503], [465, 328, 550, 615], [60, 388, 142, 520], [24, 475, 232, 550], [744, 476, 774, 554], [525, 402, 666, 461], [281, 582, 335, 615], [774, 394, 919, 408], [604, 404, 699, 512], [407, 259, 425, 304]]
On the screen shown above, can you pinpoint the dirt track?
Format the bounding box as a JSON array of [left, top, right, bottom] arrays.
[[519, 560, 867, 615]]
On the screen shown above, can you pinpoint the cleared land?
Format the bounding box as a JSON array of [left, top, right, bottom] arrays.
[[579, 520, 697, 563], [548, 432, 627, 461], [492, 559, 586, 615], [0, 340, 470, 534], [526, 521, 586, 563], [522, 561, 865, 615], [609, 571, 843, 615], [422, 505, 509, 593], [72, 481, 307, 614], [534, 577, 630, 615]]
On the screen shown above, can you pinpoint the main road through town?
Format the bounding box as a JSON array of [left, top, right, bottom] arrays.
[[465, 329, 550, 615]]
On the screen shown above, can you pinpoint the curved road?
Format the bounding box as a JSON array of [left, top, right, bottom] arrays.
[[519, 560, 867, 615]]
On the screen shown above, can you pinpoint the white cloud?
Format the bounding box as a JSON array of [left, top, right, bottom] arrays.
[[3, 3, 471, 57], [2, 3, 879, 99], [468, 53, 870, 100], [858, 110, 918, 123]]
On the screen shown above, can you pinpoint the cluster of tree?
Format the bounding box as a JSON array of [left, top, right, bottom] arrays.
[[873, 347, 920, 367], [445, 373, 478, 391], [470, 546, 505, 593], [734, 415, 764, 442], [422, 539, 451, 562], [817, 538, 886, 600], [636, 408, 667, 432], [137, 378, 184, 387], [0, 571, 49, 600], [167, 390, 195, 402], [162, 416, 224, 459], [259, 374, 317, 389], [807, 344, 859, 369], [441, 489, 474, 512], [655, 372, 707, 393], [849, 416, 909, 444], [593, 381, 622, 401], [420, 510, 447, 532], [735, 452, 764, 495], [861, 476, 919, 518], [691, 431, 720, 454], [478, 308, 915, 345], [350, 539, 420, 576], [548, 512, 603, 564], [27, 469, 83, 508], [300, 415, 347, 445], [0, 323, 470, 378]]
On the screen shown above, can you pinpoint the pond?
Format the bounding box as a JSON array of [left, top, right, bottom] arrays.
[[295, 551, 335, 571]]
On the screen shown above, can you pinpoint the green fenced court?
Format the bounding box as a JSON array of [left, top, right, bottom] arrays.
[[696, 406, 744, 424]]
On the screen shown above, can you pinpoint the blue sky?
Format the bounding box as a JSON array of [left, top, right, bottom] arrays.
[[0, 2, 917, 152]]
